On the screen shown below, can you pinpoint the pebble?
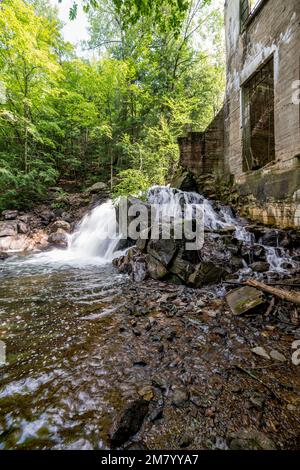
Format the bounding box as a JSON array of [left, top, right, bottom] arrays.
[[251, 346, 270, 360], [270, 350, 286, 362]]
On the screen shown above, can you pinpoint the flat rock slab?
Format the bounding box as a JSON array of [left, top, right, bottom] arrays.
[[226, 286, 267, 316]]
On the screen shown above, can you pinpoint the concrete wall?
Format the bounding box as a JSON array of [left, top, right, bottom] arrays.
[[224, 0, 300, 227], [178, 109, 225, 177]]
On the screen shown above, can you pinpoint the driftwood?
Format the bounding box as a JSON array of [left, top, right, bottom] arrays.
[[246, 279, 300, 307]]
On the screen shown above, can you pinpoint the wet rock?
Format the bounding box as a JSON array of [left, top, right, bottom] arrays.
[[40, 209, 55, 226], [229, 429, 276, 450], [169, 256, 194, 283], [0, 221, 18, 237], [147, 255, 168, 280], [0, 252, 9, 261], [50, 220, 71, 233], [251, 346, 270, 360], [132, 258, 148, 282], [147, 238, 177, 268], [226, 286, 267, 316], [250, 261, 270, 273], [108, 399, 149, 447], [17, 221, 28, 234], [138, 385, 154, 402], [85, 182, 108, 194], [188, 262, 228, 288], [2, 210, 18, 220], [270, 350, 286, 362], [171, 388, 189, 407], [216, 225, 236, 234], [252, 244, 267, 262], [260, 229, 285, 247], [48, 229, 68, 248]]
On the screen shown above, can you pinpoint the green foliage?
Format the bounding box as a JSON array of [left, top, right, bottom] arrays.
[[0, 0, 225, 209], [112, 169, 150, 198]]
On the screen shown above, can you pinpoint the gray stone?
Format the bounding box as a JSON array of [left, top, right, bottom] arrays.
[[251, 346, 270, 360], [17, 221, 28, 234], [0, 221, 18, 237], [48, 230, 68, 248], [50, 220, 71, 233], [147, 238, 177, 268], [188, 262, 228, 288], [40, 210, 55, 225], [147, 255, 168, 280], [229, 429, 276, 450], [250, 261, 270, 273], [270, 350, 286, 362], [226, 286, 267, 316], [85, 182, 108, 194], [2, 210, 18, 220]]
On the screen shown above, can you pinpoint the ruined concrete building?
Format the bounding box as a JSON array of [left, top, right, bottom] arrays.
[[178, 0, 300, 228]]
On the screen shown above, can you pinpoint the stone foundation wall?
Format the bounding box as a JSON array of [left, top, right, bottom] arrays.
[[178, 0, 300, 229], [178, 109, 225, 177]]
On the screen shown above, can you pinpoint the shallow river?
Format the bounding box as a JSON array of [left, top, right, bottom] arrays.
[[0, 257, 129, 449]]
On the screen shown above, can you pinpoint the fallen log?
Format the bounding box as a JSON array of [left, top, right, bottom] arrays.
[[246, 279, 300, 307]]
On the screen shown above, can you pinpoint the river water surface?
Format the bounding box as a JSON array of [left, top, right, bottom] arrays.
[[0, 255, 133, 449]]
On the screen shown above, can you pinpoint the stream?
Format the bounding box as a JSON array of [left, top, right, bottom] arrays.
[[0, 187, 299, 449]]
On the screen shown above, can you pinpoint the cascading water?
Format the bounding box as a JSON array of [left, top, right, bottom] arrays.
[[148, 186, 295, 274], [23, 201, 124, 266], [14, 185, 294, 273]]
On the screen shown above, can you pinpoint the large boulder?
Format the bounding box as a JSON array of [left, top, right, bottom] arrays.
[[147, 237, 177, 267], [50, 220, 71, 233], [0, 234, 29, 252], [188, 262, 228, 288], [114, 219, 239, 287], [85, 182, 108, 194], [0, 221, 18, 237], [2, 210, 18, 220], [48, 229, 68, 248], [226, 286, 267, 316]]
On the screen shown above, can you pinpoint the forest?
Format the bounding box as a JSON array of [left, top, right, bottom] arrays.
[[1, 0, 300, 456], [0, 0, 224, 209]]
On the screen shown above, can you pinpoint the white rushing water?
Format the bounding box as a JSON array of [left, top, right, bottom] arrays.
[[148, 186, 293, 273], [24, 201, 124, 266], [14, 185, 293, 272]]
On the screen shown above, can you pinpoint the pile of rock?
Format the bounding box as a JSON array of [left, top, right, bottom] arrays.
[[113, 199, 245, 287], [113, 197, 300, 287]]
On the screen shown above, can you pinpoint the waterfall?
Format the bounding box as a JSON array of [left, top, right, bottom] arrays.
[[24, 185, 294, 272], [27, 201, 123, 266], [148, 186, 294, 273]]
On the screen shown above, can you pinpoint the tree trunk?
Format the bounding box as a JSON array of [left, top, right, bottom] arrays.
[[246, 279, 300, 306]]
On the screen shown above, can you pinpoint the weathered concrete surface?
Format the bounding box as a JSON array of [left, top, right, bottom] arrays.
[[178, 0, 300, 228]]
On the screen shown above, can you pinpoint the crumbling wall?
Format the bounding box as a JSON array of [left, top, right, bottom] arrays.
[[224, 0, 300, 227], [178, 109, 225, 178]]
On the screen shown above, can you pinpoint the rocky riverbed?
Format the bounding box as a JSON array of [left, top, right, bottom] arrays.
[[1, 185, 300, 450], [1, 258, 300, 450]]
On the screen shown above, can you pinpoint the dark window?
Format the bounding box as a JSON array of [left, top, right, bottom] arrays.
[[240, 0, 264, 30], [242, 58, 275, 171]]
